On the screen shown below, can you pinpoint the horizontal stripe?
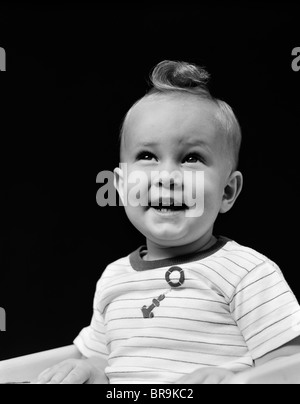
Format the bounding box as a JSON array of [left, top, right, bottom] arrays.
[[106, 315, 236, 327], [111, 344, 244, 359], [106, 366, 188, 375], [101, 295, 228, 315], [195, 262, 236, 288], [106, 325, 242, 338], [247, 310, 300, 342], [212, 256, 250, 272], [106, 305, 230, 316], [109, 354, 216, 367], [230, 270, 277, 304], [221, 247, 265, 264], [236, 292, 290, 322], [241, 303, 296, 334], [108, 334, 247, 348], [232, 279, 284, 313]]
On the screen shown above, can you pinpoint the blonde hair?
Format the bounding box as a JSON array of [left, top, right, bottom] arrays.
[[120, 60, 242, 170]]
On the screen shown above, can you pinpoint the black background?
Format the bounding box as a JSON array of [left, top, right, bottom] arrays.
[[0, 2, 299, 360]]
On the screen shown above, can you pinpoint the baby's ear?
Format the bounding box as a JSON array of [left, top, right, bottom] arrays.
[[220, 171, 243, 214], [114, 166, 125, 206]]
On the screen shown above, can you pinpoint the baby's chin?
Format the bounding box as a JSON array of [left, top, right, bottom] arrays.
[[143, 223, 191, 246], [126, 208, 199, 246]]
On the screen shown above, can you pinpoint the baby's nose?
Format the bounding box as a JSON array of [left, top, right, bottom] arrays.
[[152, 170, 183, 189]]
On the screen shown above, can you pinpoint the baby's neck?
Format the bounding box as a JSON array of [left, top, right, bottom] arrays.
[[144, 233, 217, 262]]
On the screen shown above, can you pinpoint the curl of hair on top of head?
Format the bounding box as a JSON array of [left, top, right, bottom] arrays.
[[149, 60, 212, 98], [120, 60, 242, 170]]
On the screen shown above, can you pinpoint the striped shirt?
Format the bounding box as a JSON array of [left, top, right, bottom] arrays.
[[74, 237, 300, 384]]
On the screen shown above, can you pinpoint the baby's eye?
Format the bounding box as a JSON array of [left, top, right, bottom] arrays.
[[136, 151, 157, 161], [183, 154, 205, 164]]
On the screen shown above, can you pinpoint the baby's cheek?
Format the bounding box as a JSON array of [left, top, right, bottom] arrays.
[[203, 182, 224, 214], [125, 173, 150, 208], [183, 173, 205, 205]]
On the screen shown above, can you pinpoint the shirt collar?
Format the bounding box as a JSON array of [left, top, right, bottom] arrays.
[[129, 236, 231, 271]]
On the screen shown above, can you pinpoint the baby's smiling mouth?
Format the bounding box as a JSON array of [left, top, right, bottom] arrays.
[[148, 200, 189, 215]]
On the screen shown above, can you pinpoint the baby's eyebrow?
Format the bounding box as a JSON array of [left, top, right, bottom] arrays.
[[135, 141, 159, 148], [135, 140, 210, 148], [180, 139, 209, 147], [179, 139, 212, 153]]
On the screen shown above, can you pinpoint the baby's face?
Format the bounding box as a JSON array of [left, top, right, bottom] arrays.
[[116, 95, 232, 248]]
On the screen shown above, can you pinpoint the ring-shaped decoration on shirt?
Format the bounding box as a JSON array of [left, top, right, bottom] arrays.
[[165, 266, 185, 288]]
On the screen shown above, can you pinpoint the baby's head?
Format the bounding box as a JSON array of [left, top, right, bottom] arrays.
[[114, 61, 243, 252]]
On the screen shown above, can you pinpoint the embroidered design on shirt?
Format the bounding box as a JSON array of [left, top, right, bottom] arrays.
[[141, 267, 186, 319], [141, 294, 166, 319], [165, 266, 185, 288]]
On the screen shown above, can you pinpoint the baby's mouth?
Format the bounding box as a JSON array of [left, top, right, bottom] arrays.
[[148, 201, 189, 214]]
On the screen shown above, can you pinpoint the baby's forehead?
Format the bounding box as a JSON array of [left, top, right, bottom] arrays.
[[128, 94, 217, 123], [123, 94, 223, 149]]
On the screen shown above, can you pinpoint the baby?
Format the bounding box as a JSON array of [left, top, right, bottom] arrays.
[[38, 60, 300, 384]]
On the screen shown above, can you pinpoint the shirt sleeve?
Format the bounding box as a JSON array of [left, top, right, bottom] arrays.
[[73, 279, 109, 360], [230, 260, 300, 360]]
